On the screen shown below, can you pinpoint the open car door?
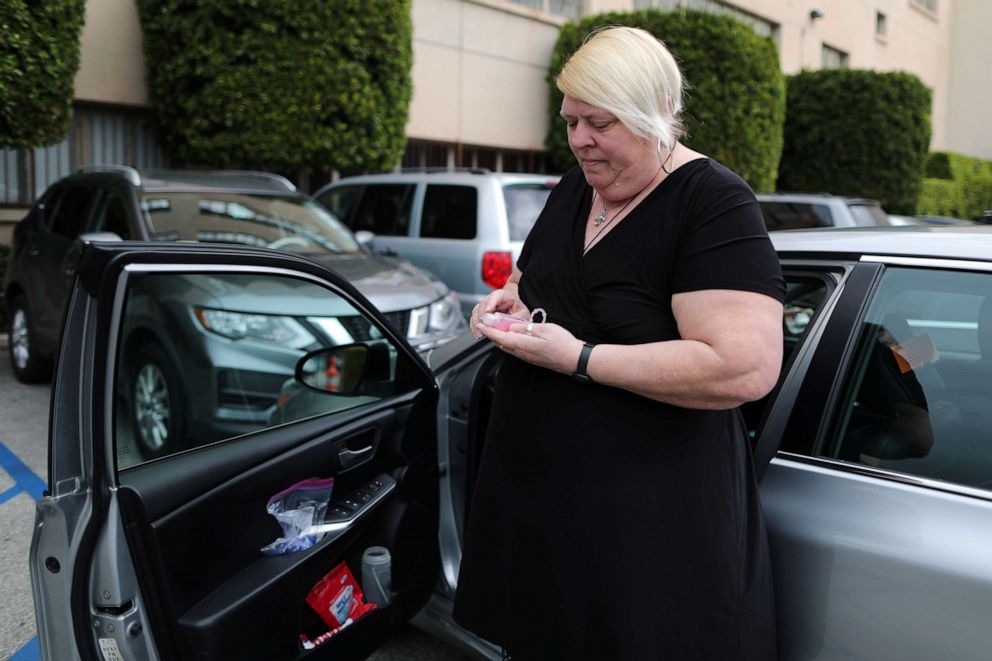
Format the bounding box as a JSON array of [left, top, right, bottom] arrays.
[[30, 242, 440, 660]]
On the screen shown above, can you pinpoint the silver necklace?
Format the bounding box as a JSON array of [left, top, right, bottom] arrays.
[[585, 166, 665, 254], [592, 193, 635, 226], [584, 193, 638, 253]]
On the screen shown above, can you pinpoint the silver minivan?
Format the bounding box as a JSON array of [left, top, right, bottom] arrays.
[[313, 171, 559, 316]]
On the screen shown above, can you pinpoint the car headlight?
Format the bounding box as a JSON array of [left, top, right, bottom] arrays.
[[194, 307, 316, 349], [428, 292, 464, 333]]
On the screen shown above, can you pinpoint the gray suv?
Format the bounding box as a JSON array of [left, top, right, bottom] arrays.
[[4, 167, 465, 456], [314, 171, 558, 316], [757, 192, 893, 231]]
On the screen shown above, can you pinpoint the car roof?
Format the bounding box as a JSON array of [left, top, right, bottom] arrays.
[[757, 192, 880, 206], [771, 225, 992, 262], [323, 171, 559, 187], [137, 169, 298, 194]]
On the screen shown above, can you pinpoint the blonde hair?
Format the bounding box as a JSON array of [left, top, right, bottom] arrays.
[[556, 26, 685, 154]]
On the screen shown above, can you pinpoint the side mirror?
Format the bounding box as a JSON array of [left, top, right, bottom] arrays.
[[354, 230, 376, 249], [294, 342, 391, 395], [79, 231, 124, 243]]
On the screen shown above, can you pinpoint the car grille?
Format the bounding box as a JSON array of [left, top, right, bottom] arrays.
[[338, 310, 411, 340]]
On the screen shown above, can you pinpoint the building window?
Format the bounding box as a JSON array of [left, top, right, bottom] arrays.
[[910, 0, 937, 12], [876, 11, 887, 36], [504, 0, 580, 19], [822, 44, 849, 69], [635, 0, 779, 40], [0, 103, 167, 206], [401, 139, 548, 174]]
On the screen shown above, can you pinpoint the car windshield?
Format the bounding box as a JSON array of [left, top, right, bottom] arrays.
[[139, 192, 361, 254], [849, 202, 892, 226], [503, 183, 554, 241], [758, 201, 834, 230]]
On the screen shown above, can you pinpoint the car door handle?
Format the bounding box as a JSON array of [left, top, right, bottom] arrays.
[[338, 445, 373, 469]]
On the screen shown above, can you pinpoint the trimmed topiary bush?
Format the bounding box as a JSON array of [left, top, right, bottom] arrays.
[[917, 151, 992, 219], [137, 0, 413, 173], [778, 69, 931, 215], [0, 0, 86, 148], [547, 9, 785, 192]]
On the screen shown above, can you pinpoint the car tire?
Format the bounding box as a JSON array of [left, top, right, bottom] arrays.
[[130, 342, 185, 460], [8, 294, 53, 383]]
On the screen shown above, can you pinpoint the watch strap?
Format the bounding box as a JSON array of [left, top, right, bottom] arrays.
[[573, 342, 596, 384]]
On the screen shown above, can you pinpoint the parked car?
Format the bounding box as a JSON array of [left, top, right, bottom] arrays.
[[313, 170, 559, 317], [30, 225, 992, 660], [3, 166, 465, 455], [757, 192, 893, 230]]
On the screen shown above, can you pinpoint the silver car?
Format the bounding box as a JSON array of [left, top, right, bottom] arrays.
[[313, 171, 559, 317], [30, 226, 992, 659]]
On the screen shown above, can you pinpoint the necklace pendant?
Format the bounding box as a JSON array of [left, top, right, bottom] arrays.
[[593, 209, 609, 226]]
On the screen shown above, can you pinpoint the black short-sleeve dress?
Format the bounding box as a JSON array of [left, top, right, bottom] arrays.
[[452, 159, 785, 660]]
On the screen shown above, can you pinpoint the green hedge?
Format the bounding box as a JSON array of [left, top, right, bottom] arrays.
[[917, 151, 992, 219], [0, 0, 86, 148], [547, 9, 785, 192], [137, 0, 413, 173], [778, 69, 931, 215]]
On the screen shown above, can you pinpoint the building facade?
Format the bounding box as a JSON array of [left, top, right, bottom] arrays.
[[1, 0, 989, 239]]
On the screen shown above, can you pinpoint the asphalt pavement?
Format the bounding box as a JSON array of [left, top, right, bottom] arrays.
[[0, 341, 468, 660]]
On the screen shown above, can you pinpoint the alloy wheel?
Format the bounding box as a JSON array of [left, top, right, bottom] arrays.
[[11, 307, 30, 371], [134, 362, 172, 451]]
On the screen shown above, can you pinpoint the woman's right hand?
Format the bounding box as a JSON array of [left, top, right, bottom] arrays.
[[470, 287, 529, 339]]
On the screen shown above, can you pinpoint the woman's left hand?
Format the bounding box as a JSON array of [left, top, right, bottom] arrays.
[[477, 320, 584, 375]]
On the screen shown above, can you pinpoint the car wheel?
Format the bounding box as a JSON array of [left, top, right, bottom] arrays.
[[8, 294, 53, 383], [130, 343, 184, 459]]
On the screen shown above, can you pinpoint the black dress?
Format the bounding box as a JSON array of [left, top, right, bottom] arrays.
[[453, 160, 785, 660]]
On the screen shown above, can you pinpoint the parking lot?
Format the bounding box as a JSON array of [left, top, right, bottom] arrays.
[[0, 341, 468, 660]]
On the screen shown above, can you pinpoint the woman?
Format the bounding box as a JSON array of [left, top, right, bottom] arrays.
[[453, 26, 784, 660]]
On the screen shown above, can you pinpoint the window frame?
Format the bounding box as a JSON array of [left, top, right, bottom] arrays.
[[776, 254, 992, 502]]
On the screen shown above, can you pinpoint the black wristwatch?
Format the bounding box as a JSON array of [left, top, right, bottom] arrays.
[[572, 342, 596, 384]]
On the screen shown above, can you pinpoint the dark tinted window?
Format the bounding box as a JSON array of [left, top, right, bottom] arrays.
[[504, 184, 553, 241], [759, 202, 833, 231], [93, 188, 131, 238], [350, 185, 414, 236], [316, 185, 363, 229], [49, 185, 96, 238], [823, 267, 992, 490], [421, 185, 477, 239]]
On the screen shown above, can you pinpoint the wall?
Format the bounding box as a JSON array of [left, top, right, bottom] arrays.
[[408, 0, 563, 151], [945, 0, 992, 160], [73, 0, 148, 106]]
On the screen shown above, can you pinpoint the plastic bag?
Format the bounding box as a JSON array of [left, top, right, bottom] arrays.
[[260, 476, 335, 556]]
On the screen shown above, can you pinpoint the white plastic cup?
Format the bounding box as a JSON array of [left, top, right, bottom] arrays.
[[361, 546, 392, 606]]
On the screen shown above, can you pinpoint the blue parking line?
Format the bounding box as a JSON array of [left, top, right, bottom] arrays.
[[10, 635, 38, 660], [0, 441, 46, 504]]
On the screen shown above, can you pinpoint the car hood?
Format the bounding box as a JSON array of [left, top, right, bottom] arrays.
[[308, 253, 448, 313]]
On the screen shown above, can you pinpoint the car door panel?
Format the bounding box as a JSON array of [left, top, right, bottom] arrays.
[[33, 242, 440, 661], [762, 259, 992, 658]]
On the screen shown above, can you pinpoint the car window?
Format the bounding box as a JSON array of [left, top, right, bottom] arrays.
[[822, 267, 992, 490], [139, 192, 361, 254], [503, 184, 553, 241], [92, 188, 131, 238], [349, 184, 414, 236], [421, 185, 477, 239], [114, 271, 407, 469], [316, 185, 363, 229], [759, 201, 833, 231], [742, 274, 832, 438], [849, 203, 891, 226], [48, 184, 97, 238]]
